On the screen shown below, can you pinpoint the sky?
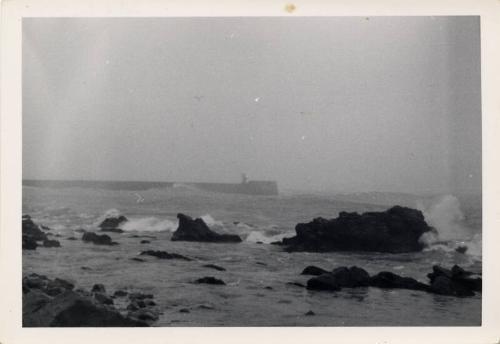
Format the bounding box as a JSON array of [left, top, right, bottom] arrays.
[[22, 17, 481, 194]]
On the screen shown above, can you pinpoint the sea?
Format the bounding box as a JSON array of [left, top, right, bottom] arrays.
[[22, 183, 482, 326]]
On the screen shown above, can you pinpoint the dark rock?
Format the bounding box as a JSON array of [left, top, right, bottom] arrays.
[[99, 215, 128, 233], [202, 264, 226, 271], [55, 234, 63, 238], [270, 241, 283, 245], [264, 286, 273, 290], [172, 213, 242, 243], [305, 310, 315, 316], [306, 274, 341, 291], [127, 302, 139, 311], [81, 232, 117, 246], [179, 308, 190, 313], [427, 265, 481, 296], [331, 266, 371, 287], [130, 257, 145, 262], [23, 273, 49, 291], [66, 237, 77, 240], [301, 265, 329, 276], [91, 284, 106, 294], [93, 292, 114, 305], [43, 239, 61, 248], [140, 240, 150, 244], [369, 271, 429, 291], [256, 241, 264, 244], [128, 309, 159, 323], [41, 225, 51, 231], [455, 246, 468, 254], [81, 266, 92, 271], [113, 290, 128, 297], [281, 206, 434, 253], [195, 277, 226, 285], [139, 250, 191, 261], [22, 215, 48, 248], [22, 235, 38, 250]]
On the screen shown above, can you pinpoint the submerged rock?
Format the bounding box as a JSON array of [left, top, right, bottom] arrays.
[[172, 213, 242, 243], [307, 274, 341, 291], [99, 215, 128, 233], [82, 232, 117, 246], [139, 250, 191, 261], [281, 206, 434, 253], [195, 277, 226, 285]]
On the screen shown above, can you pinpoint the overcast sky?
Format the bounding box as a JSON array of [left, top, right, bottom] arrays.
[[23, 17, 481, 194]]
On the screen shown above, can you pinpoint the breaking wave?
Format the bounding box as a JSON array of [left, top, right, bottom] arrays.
[[121, 217, 178, 232]]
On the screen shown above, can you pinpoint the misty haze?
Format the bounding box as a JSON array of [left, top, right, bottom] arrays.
[[22, 17, 482, 327]]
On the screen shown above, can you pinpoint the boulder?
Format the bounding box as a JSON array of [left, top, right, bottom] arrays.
[[140, 240, 150, 244], [301, 265, 329, 276], [281, 206, 434, 253], [195, 277, 226, 285], [93, 292, 114, 305], [139, 250, 191, 261], [369, 271, 429, 291], [427, 265, 481, 297], [172, 213, 242, 243], [98, 215, 128, 233], [82, 232, 117, 246], [306, 274, 341, 291]]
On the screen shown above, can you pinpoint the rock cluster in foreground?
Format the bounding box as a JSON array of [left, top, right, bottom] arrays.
[[23, 273, 154, 327], [172, 213, 242, 243], [281, 206, 435, 253], [302, 264, 481, 297]]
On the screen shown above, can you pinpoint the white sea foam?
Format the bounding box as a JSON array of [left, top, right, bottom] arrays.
[[417, 195, 481, 258], [121, 217, 178, 232], [245, 230, 293, 244]]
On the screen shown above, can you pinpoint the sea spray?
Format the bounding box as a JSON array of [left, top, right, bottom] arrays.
[[121, 217, 178, 232], [417, 195, 481, 257]]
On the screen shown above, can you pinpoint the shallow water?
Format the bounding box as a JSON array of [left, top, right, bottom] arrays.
[[22, 186, 482, 326]]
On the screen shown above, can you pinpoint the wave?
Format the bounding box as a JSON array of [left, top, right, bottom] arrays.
[[417, 195, 481, 258], [121, 217, 178, 232], [245, 231, 293, 244]]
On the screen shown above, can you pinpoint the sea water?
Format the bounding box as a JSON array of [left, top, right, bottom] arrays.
[[22, 185, 482, 326]]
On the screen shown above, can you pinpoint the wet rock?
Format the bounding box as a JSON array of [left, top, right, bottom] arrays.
[[139, 250, 191, 261], [172, 213, 242, 243], [81, 266, 92, 271], [306, 274, 341, 291], [91, 284, 106, 294], [369, 271, 429, 291], [301, 265, 329, 276], [130, 257, 145, 262], [202, 264, 226, 271], [281, 206, 434, 253], [305, 310, 315, 316], [179, 308, 190, 313], [427, 265, 481, 297], [140, 240, 150, 244], [99, 215, 128, 233], [82, 232, 117, 246], [66, 237, 78, 240], [195, 277, 226, 285], [43, 239, 61, 248], [264, 286, 273, 290]]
